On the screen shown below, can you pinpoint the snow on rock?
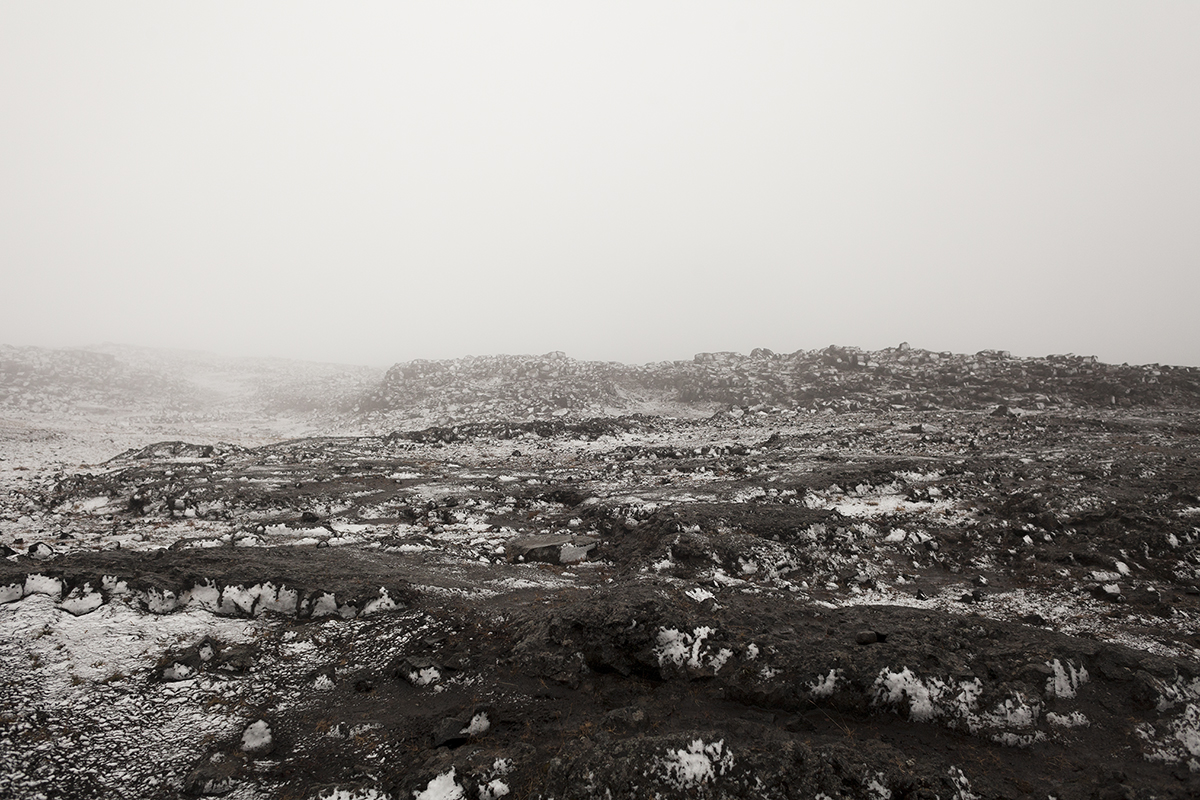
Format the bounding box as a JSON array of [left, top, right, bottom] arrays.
[[101, 575, 130, 595], [218, 585, 259, 616], [310, 592, 339, 618], [217, 583, 300, 617], [186, 581, 221, 611], [1152, 673, 1200, 712], [461, 712, 490, 737], [240, 719, 274, 754], [0, 583, 23, 603], [23, 573, 63, 599], [256, 583, 300, 615], [1047, 711, 1090, 727], [1137, 703, 1200, 771], [1045, 659, 1088, 699], [947, 766, 978, 800], [871, 665, 1091, 746], [142, 588, 180, 614], [873, 668, 982, 726], [361, 587, 398, 616], [29, 542, 57, 560], [415, 768, 466, 800], [655, 626, 731, 674], [162, 662, 196, 681], [407, 666, 441, 687], [1, 592, 262, 686], [656, 739, 734, 790], [1134, 675, 1200, 769], [980, 694, 1041, 731], [59, 583, 104, 615], [808, 668, 841, 698], [315, 788, 390, 800], [478, 779, 510, 800]]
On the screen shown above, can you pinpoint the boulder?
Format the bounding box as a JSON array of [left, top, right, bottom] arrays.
[[505, 534, 598, 564]]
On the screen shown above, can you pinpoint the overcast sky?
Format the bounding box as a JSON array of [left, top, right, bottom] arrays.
[[2, 2, 1197, 368]]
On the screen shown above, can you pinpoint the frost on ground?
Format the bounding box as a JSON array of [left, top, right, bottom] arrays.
[[0, 594, 267, 798]]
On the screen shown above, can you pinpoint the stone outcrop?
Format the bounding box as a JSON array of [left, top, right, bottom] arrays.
[[359, 345, 1200, 426]]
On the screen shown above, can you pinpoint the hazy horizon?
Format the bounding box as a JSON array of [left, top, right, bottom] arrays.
[[3, 3, 1198, 369], [3, 336, 1193, 372]]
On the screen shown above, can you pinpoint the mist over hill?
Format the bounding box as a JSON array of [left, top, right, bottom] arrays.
[[5, 342, 1198, 440]]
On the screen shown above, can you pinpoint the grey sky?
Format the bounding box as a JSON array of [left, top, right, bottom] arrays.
[[2, 2, 1198, 367]]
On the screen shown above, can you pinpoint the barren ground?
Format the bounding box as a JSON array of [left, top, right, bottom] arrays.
[[3, 345, 1200, 800]]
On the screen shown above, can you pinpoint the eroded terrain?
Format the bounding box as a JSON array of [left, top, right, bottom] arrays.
[[4, 344, 1200, 799], [2, 403, 1199, 800]]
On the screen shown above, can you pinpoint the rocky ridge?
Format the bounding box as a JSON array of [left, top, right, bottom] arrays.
[[361, 344, 1200, 428]]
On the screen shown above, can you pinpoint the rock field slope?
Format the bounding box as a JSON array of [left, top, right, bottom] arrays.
[[2, 343, 1200, 799]]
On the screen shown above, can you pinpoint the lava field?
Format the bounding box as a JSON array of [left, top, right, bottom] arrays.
[[3, 345, 1200, 799]]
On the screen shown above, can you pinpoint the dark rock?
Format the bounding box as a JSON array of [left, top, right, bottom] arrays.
[[431, 717, 469, 749], [29, 542, 56, 560], [603, 706, 648, 731], [855, 630, 878, 645], [397, 657, 442, 687], [505, 533, 598, 564], [183, 763, 240, 796]]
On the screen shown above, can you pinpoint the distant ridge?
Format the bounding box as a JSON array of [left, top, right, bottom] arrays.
[[360, 344, 1200, 425], [5, 343, 1199, 430]]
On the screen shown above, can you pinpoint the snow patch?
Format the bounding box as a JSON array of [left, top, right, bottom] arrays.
[[241, 719, 273, 753], [873, 667, 981, 725], [1138, 704, 1200, 769], [461, 712, 490, 737], [657, 739, 734, 790], [407, 666, 441, 687], [808, 669, 841, 698], [311, 592, 339, 618], [163, 662, 195, 681], [315, 788, 390, 800], [947, 766, 978, 800], [24, 573, 63, 600], [415, 768, 465, 800], [1045, 659, 1088, 699], [478, 779, 509, 800], [361, 587, 398, 616], [654, 626, 730, 674], [1047, 711, 1090, 728]]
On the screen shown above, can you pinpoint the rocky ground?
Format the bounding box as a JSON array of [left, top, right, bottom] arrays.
[[2, 344, 1200, 799]]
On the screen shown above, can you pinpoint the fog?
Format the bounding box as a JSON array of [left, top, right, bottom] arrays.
[[2, 2, 1198, 368]]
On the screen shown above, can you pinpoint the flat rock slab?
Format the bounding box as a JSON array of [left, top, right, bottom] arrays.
[[505, 534, 599, 564]]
